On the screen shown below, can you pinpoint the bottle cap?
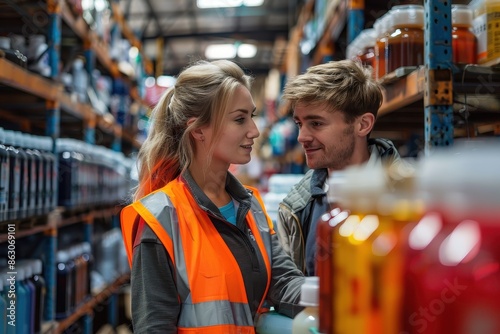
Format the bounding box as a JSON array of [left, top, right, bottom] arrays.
[[390, 5, 424, 28], [299, 276, 319, 307], [57, 250, 70, 263], [374, 12, 392, 37], [452, 4, 473, 27], [417, 140, 500, 214], [17, 266, 25, 281], [33, 259, 43, 275]]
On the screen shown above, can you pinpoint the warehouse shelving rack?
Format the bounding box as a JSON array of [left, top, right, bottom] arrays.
[[0, 0, 150, 332], [289, 0, 500, 153]]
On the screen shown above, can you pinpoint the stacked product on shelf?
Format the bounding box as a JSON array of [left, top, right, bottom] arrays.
[[55, 242, 94, 320], [0, 259, 46, 334], [0, 128, 57, 223], [0, 0, 150, 332], [56, 138, 134, 210], [92, 228, 130, 293], [470, 0, 500, 64]]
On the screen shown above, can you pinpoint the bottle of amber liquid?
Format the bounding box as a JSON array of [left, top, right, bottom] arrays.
[[316, 171, 349, 334], [373, 12, 392, 81], [386, 5, 424, 74], [358, 29, 377, 73], [452, 4, 477, 65]]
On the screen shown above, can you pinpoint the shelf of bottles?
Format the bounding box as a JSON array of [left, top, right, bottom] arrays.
[[0, 0, 149, 332]]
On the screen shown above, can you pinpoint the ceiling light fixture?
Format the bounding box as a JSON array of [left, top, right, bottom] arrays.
[[197, 0, 264, 9], [205, 44, 237, 59], [237, 44, 257, 58]]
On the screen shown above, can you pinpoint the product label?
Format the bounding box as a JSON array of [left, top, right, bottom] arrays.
[[486, 7, 500, 62], [473, 6, 500, 64], [473, 14, 488, 62]]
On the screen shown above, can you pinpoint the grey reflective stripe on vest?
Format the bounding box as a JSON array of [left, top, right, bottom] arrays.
[[139, 191, 190, 302], [139, 190, 257, 328], [179, 300, 253, 328], [250, 196, 273, 268]]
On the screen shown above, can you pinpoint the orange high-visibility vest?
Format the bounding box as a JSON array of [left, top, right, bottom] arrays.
[[121, 178, 275, 333]]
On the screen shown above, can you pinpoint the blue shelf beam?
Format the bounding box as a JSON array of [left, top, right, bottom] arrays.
[[423, 0, 454, 154], [47, 0, 61, 80], [43, 228, 57, 322], [347, 0, 364, 44]]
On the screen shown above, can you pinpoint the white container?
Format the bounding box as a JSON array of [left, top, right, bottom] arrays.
[[292, 276, 319, 334]]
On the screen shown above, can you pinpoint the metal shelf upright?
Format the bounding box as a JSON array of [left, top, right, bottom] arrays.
[[43, 0, 62, 325], [423, 0, 454, 154], [347, 0, 364, 44]]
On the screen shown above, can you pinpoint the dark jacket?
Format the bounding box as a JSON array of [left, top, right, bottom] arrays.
[[276, 138, 401, 275]]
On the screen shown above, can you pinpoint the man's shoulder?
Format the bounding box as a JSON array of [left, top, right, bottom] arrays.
[[280, 170, 315, 212], [369, 138, 401, 162]]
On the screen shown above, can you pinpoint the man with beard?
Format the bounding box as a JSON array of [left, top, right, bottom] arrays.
[[276, 59, 401, 276]]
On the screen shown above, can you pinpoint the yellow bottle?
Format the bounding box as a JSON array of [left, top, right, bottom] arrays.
[[470, 0, 500, 64]]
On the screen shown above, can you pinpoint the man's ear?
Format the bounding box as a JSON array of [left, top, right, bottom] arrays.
[[357, 113, 375, 137]]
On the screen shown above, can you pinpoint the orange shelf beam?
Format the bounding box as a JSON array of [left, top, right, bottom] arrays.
[[379, 67, 425, 116], [0, 58, 61, 101]]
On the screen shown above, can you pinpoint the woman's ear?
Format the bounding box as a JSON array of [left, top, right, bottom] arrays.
[[187, 117, 205, 142], [357, 113, 375, 137]]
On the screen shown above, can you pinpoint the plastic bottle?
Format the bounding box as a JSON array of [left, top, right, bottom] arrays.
[[0, 272, 15, 334], [69, 245, 85, 307], [386, 5, 425, 74], [0, 275, 6, 334], [316, 171, 350, 334], [292, 276, 319, 334], [31, 259, 45, 334], [4, 130, 21, 221], [357, 29, 377, 73], [25, 135, 43, 217], [31, 135, 47, 215], [0, 37, 27, 68], [28, 35, 51, 77], [13, 132, 29, 219], [0, 128, 10, 222], [452, 4, 478, 65], [470, 0, 500, 64], [15, 266, 29, 334], [72, 58, 88, 103], [55, 250, 74, 319], [19, 261, 36, 334], [401, 142, 500, 334], [57, 139, 83, 208], [81, 242, 93, 298], [40, 136, 56, 213], [21, 134, 38, 218], [373, 12, 392, 80], [321, 161, 423, 334], [9, 34, 26, 56]]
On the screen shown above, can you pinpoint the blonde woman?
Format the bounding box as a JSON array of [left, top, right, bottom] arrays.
[[121, 60, 304, 333]]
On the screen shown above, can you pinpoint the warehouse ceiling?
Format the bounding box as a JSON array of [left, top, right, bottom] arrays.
[[119, 0, 303, 76]]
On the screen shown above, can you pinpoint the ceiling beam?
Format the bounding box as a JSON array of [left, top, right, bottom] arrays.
[[142, 0, 162, 36], [162, 62, 273, 76], [126, 6, 289, 19], [142, 28, 289, 42], [123, 0, 133, 20]]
